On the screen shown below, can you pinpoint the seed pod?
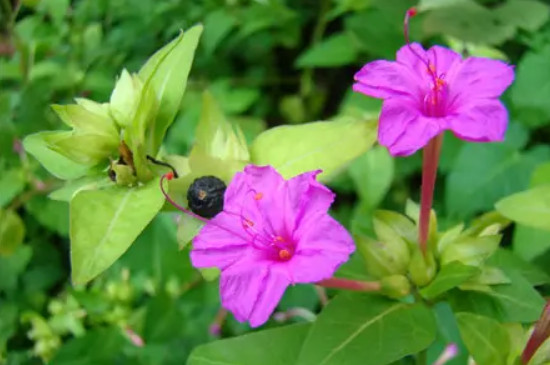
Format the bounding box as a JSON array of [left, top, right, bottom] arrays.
[[187, 176, 226, 218]]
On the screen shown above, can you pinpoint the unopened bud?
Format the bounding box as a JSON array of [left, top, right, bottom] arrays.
[[409, 248, 436, 287], [380, 275, 411, 299], [356, 234, 410, 278]]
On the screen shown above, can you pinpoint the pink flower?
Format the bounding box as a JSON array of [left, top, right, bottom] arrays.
[[190, 165, 355, 327], [353, 43, 515, 156]]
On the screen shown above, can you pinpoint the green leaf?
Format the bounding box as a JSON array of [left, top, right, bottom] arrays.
[[0, 209, 25, 256], [251, 118, 377, 182], [496, 185, 550, 231], [423, 0, 515, 45], [144, 294, 184, 343], [348, 146, 394, 209], [296, 293, 436, 365], [188, 323, 310, 365], [495, 0, 549, 32], [109, 69, 143, 127], [188, 91, 249, 182], [296, 33, 358, 68], [440, 235, 501, 267], [25, 196, 69, 236], [513, 225, 550, 262], [202, 9, 237, 54], [487, 249, 550, 286], [138, 25, 203, 156], [446, 143, 550, 219], [0, 245, 32, 292], [0, 169, 25, 208], [420, 261, 480, 300], [449, 271, 545, 323], [511, 45, 550, 128], [455, 313, 510, 365], [176, 214, 204, 250], [23, 132, 89, 180], [70, 179, 165, 284]]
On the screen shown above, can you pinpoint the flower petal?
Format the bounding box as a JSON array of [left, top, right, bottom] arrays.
[[220, 266, 289, 327], [427, 45, 462, 78], [449, 99, 508, 142], [451, 57, 514, 100], [288, 170, 335, 226], [379, 100, 443, 156], [290, 215, 355, 283], [353, 60, 423, 100], [191, 211, 251, 269]]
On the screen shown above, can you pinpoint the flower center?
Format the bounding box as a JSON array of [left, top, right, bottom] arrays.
[[423, 63, 448, 118]]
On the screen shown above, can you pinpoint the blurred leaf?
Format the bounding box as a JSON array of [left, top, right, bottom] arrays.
[[455, 312, 510, 365], [511, 45, 550, 128], [349, 146, 394, 209], [440, 235, 501, 267], [144, 294, 184, 343], [25, 195, 69, 236], [420, 262, 480, 300], [296, 33, 358, 68], [210, 80, 260, 115], [496, 185, 550, 231], [51, 328, 127, 364], [0, 245, 32, 292], [203, 9, 236, 54], [449, 271, 545, 323], [250, 118, 377, 182], [70, 179, 165, 284], [0, 209, 25, 256], [23, 132, 90, 180], [0, 169, 25, 208], [296, 293, 436, 365], [188, 323, 310, 365], [446, 144, 550, 219], [495, 0, 549, 32], [423, 0, 515, 45], [345, 9, 403, 59], [513, 225, 550, 262], [487, 249, 550, 286]]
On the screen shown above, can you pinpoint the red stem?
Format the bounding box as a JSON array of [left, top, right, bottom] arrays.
[[418, 133, 443, 254], [522, 301, 550, 364], [316, 277, 381, 292]]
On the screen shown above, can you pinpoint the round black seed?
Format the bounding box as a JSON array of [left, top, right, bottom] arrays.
[[187, 176, 226, 218]]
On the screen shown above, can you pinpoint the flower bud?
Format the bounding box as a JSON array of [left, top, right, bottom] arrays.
[[440, 234, 501, 267], [356, 234, 410, 279], [409, 248, 436, 287], [380, 275, 411, 299]]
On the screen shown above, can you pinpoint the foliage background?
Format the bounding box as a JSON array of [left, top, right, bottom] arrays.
[[1, 0, 550, 363]]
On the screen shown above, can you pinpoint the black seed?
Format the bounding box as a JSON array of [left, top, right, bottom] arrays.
[[187, 176, 226, 218]]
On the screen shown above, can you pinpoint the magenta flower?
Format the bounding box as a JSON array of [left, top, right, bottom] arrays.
[[353, 43, 515, 156], [190, 165, 355, 327]]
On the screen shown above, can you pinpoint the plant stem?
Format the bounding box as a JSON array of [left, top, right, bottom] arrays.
[[522, 301, 550, 364], [418, 133, 443, 254], [415, 349, 427, 365], [316, 277, 381, 292]]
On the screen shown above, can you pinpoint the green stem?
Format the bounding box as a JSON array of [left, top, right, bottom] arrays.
[[415, 349, 427, 365], [316, 277, 381, 292], [418, 133, 443, 254]]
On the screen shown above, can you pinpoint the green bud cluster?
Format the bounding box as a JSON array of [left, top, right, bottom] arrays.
[[357, 203, 508, 300]]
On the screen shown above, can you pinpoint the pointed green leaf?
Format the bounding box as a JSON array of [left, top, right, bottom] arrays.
[[251, 118, 377, 182], [496, 185, 550, 231], [51, 103, 118, 139], [70, 179, 164, 284], [420, 261, 480, 300], [139, 24, 203, 155], [188, 323, 310, 365], [456, 313, 510, 365], [188, 92, 249, 182], [297, 293, 436, 365], [23, 132, 89, 180], [109, 69, 143, 127]]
